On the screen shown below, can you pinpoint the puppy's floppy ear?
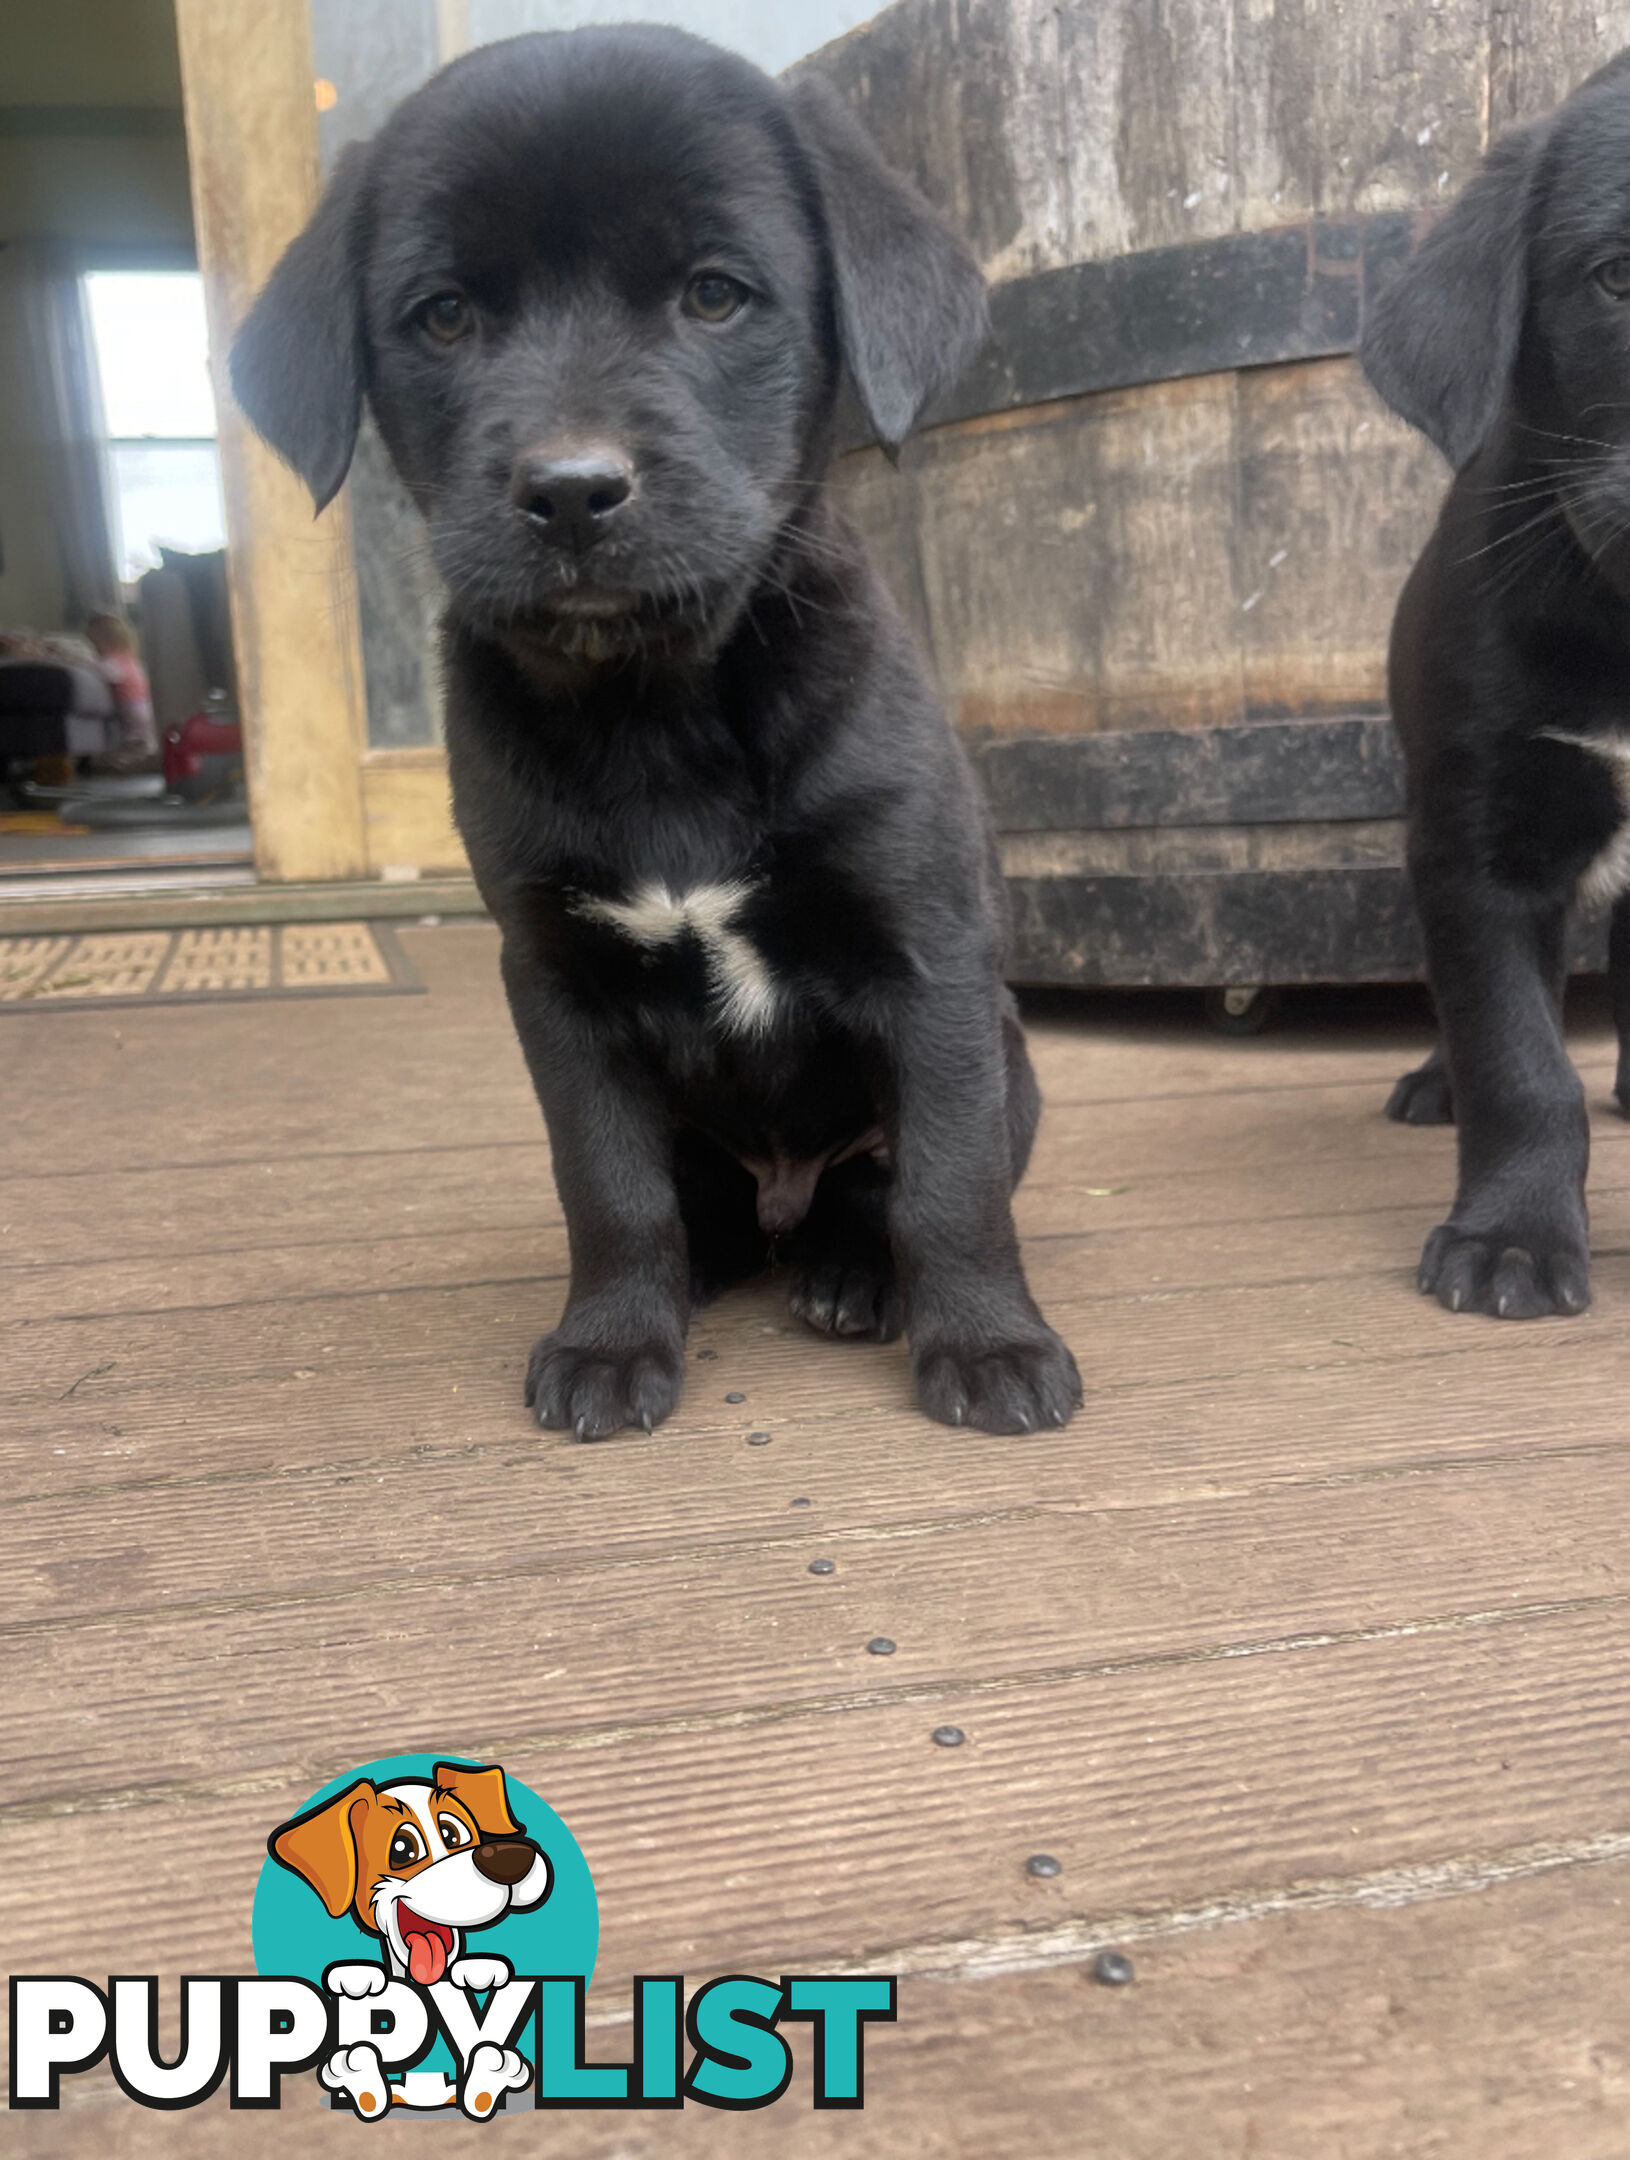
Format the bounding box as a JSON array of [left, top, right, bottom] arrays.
[[229, 142, 370, 512], [268, 1778, 374, 1918], [433, 1760, 521, 1838], [786, 77, 988, 456], [1361, 120, 1548, 468]]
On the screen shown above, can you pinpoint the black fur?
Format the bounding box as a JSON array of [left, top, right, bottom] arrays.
[[1361, 51, 1630, 1319], [231, 27, 1080, 1435]]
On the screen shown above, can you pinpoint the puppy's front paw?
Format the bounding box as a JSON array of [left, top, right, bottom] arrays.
[[320, 2042, 391, 2119], [525, 1332, 683, 1438], [459, 2043, 531, 2120], [449, 1954, 511, 1994], [1386, 1058, 1454, 1125], [324, 1962, 388, 2000], [1419, 1221, 1590, 1318], [914, 1327, 1082, 1434], [789, 1257, 902, 1341]]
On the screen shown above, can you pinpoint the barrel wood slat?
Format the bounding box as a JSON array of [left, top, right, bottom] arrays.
[[805, 0, 1630, 987]]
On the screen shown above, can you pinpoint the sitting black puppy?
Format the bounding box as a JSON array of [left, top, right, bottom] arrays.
[[231, 27, 1081, 1436], [1361, 51, 1630, 1320]]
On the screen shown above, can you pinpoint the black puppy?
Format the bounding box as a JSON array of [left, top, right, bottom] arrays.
[[232, 27, 1081, 1436], [1361, 52, 1630, 1321]]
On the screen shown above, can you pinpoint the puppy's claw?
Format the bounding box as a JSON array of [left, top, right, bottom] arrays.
[[915, 1328, 1082, 1436], [1385, 1057, 1455, 1126], [1418, 1219, 1591, 1319], [526, 1329, 684, 1440], [788, 1257, 903, 1343]]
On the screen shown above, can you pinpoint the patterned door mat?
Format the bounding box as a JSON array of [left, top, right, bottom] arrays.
[[0, 923, 423, 1010]]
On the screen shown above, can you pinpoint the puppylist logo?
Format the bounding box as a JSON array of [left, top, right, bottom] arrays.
[[10, 1753, 896, 2119]]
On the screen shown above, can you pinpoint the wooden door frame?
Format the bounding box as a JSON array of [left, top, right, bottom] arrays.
[[173, 0, 468, 883]]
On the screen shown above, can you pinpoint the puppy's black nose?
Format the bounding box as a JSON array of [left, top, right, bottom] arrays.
[[472, 1837, 538, 1886], [510, 450, 633, 552]]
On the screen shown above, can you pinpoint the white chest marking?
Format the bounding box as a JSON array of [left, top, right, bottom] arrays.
[[1542, 728, 1630, 907], [573, 879, 779, 1035]]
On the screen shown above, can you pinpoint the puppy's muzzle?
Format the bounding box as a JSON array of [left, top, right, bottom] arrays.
[[511, 446, 633, 554], [472, 1835, 541, 1885]]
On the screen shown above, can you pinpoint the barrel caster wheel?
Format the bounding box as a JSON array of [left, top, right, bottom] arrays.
[[1204, 985, 1281, 1036]]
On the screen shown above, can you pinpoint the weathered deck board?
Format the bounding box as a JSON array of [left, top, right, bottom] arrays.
[[7, 922, 1630, 2154], [14, 1444, 1630, 1811], [27, 1853, 1630, 2158], [9, 1602, 1630, 1982]]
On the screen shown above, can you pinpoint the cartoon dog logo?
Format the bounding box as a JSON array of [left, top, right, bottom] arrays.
[[268, 1759, 552, 2116]]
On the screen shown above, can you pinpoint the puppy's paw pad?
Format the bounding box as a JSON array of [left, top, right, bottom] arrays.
[[321, 2042, 390, 2118], [449, 1955, 511, 1993], [788, 1260, 902, 1341], [1419, 1223, 1590, 1318], [525, 1332, 683, 1439], [915, 1329, 1083, 1434], [461, 2044, 531, 2120], [1385, 1061, 1455, 1125]]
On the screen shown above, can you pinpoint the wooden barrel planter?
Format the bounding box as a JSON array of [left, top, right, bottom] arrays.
[[804, 0, 1623, 993]]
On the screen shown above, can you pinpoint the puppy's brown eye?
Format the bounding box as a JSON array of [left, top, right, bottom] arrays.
[[1595, 256, 1630, 298], [388, 1827, 424, 1868], [437, 1814, 470, 1849], [420, 292, 472, 343], [683, 273, 749, 324]]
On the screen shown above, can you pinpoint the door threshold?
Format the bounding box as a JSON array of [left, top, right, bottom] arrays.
[[0, 869, 488, 937], [0, 861, 258, 895]]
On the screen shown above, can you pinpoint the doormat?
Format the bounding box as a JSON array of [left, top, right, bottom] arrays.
[[0, 812, 91, 835], [0, 922, 423, 1010]]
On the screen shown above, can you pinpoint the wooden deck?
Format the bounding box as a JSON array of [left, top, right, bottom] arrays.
[[7, 920, 1630, 2156]]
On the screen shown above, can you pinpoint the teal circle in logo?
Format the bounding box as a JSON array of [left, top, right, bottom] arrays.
[[252, 1752, 597, 1987]]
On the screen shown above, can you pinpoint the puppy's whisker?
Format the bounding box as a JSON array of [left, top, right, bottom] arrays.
[[1473, 481, 1589, 512], [1475, 456, 1610, 501], [1514, 422, 1618, 452], [1458, 500, 1568, 565]]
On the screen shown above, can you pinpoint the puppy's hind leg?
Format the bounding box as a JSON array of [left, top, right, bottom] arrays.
[[1610, 893, 1630, 1118], [786, 1155, 902, 1342], [1386, 1043, 1455, 1125], [675, 1129, 771, 1304], [787, 998, 1037, 1348]]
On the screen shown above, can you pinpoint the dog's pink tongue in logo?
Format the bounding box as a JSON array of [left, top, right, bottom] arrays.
[[400, 1908, 452, 1985]]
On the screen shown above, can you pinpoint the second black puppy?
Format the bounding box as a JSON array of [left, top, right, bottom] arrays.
[[1362, 52, 1630, 1320], [232, 27, 1082, 1436]]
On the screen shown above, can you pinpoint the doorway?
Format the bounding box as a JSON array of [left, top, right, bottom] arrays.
[[0, 0, 252, 899]]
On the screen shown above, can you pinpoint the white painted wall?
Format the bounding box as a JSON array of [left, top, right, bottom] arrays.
[[462, 0, 880, 75]]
